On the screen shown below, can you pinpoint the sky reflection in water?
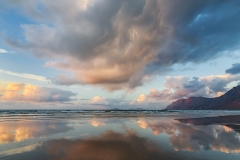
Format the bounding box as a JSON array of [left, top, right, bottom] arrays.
[[0, 111, 240, 160]]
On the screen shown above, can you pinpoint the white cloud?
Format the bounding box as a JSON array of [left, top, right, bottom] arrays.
[[0, 69, 48, 82], [0, 48, 14, 54], [0, 49, 7, 53]]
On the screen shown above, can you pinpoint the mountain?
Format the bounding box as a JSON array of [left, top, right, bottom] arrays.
[[166, 85, 240, 110]]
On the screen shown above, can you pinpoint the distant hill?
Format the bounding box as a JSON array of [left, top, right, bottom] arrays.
[[129, 108, 145, 110], [110, 108, 145, 111], [166, 85, 240, 110]]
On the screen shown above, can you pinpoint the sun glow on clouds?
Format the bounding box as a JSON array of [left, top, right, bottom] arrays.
[[4, 0, 240, 91], [0, 121, 72, 144], [76, 0, 94, 10], [90, 96, 108, 105], [132, 74, 240, 106], [1, 0, 240, 109], [91, 119, 106, 127], [136, 94, 147, 103], [91, 96, 104, 103], [0, 82, 76, 102], [138, 119, 148, 129], [217, 92, 225, 97]]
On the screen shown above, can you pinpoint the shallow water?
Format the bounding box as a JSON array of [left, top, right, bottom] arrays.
[[0, 110, 240, 160]]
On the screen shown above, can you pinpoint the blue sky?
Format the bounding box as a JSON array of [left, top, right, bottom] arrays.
[[0, 0, 240, 109]]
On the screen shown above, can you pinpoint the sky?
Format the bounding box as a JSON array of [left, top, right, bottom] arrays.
[[0, 0, 240, 110]]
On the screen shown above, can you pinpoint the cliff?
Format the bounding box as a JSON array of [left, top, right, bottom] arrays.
[[166, 85, 240, 110]]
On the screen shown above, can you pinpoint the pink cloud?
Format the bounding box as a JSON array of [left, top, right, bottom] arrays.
[[133, 74, 240, 106], [0, 82, 76, 102]]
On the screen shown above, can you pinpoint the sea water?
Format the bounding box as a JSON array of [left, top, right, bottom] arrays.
[[0, 110, 240, 160]]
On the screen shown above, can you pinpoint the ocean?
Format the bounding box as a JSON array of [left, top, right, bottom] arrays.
[[0, 110, 240, 160]]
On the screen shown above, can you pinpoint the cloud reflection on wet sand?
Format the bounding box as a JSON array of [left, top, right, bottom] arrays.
[[1, 114, 240, 160], [33, 131, 185, 160], [137, 116, 240, 153], [0, 121, 73, 144], [90, 119, 106, 127]]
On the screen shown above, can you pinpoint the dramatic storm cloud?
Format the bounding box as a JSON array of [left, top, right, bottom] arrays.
[[0, 83, 76, 102], [3, 0, 240, 91]]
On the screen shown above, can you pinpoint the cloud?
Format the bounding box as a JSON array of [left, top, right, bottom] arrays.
[[198, 74, 240, 92], [3, 0, 240, 91], [0, 120, 73, 144], [175, 116, 240, 153], [0, 69, 48, 82], [0, 48, 14, 54], [84, 95, 131, 109], [36, 130, 184, 160], [136, 94, 147, 103], [139, 117, 240, 153], [90, 96, 108, 105], [0, 48, 7, 53], [138, 119, 148, 129], [0, 82, 76, 102], [226, 63, 240, 75], [90, 119, 106, 127], [132, 74, 240, 107]]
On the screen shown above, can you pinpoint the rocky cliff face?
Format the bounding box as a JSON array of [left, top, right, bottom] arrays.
[[166, 85, 240, 110]]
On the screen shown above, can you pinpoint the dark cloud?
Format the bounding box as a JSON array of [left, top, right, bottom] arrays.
[[226, 63, 240, 75], [183, 77, 205, 93], [2, 0, 240, 91], [79, 98, 90, 100]]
